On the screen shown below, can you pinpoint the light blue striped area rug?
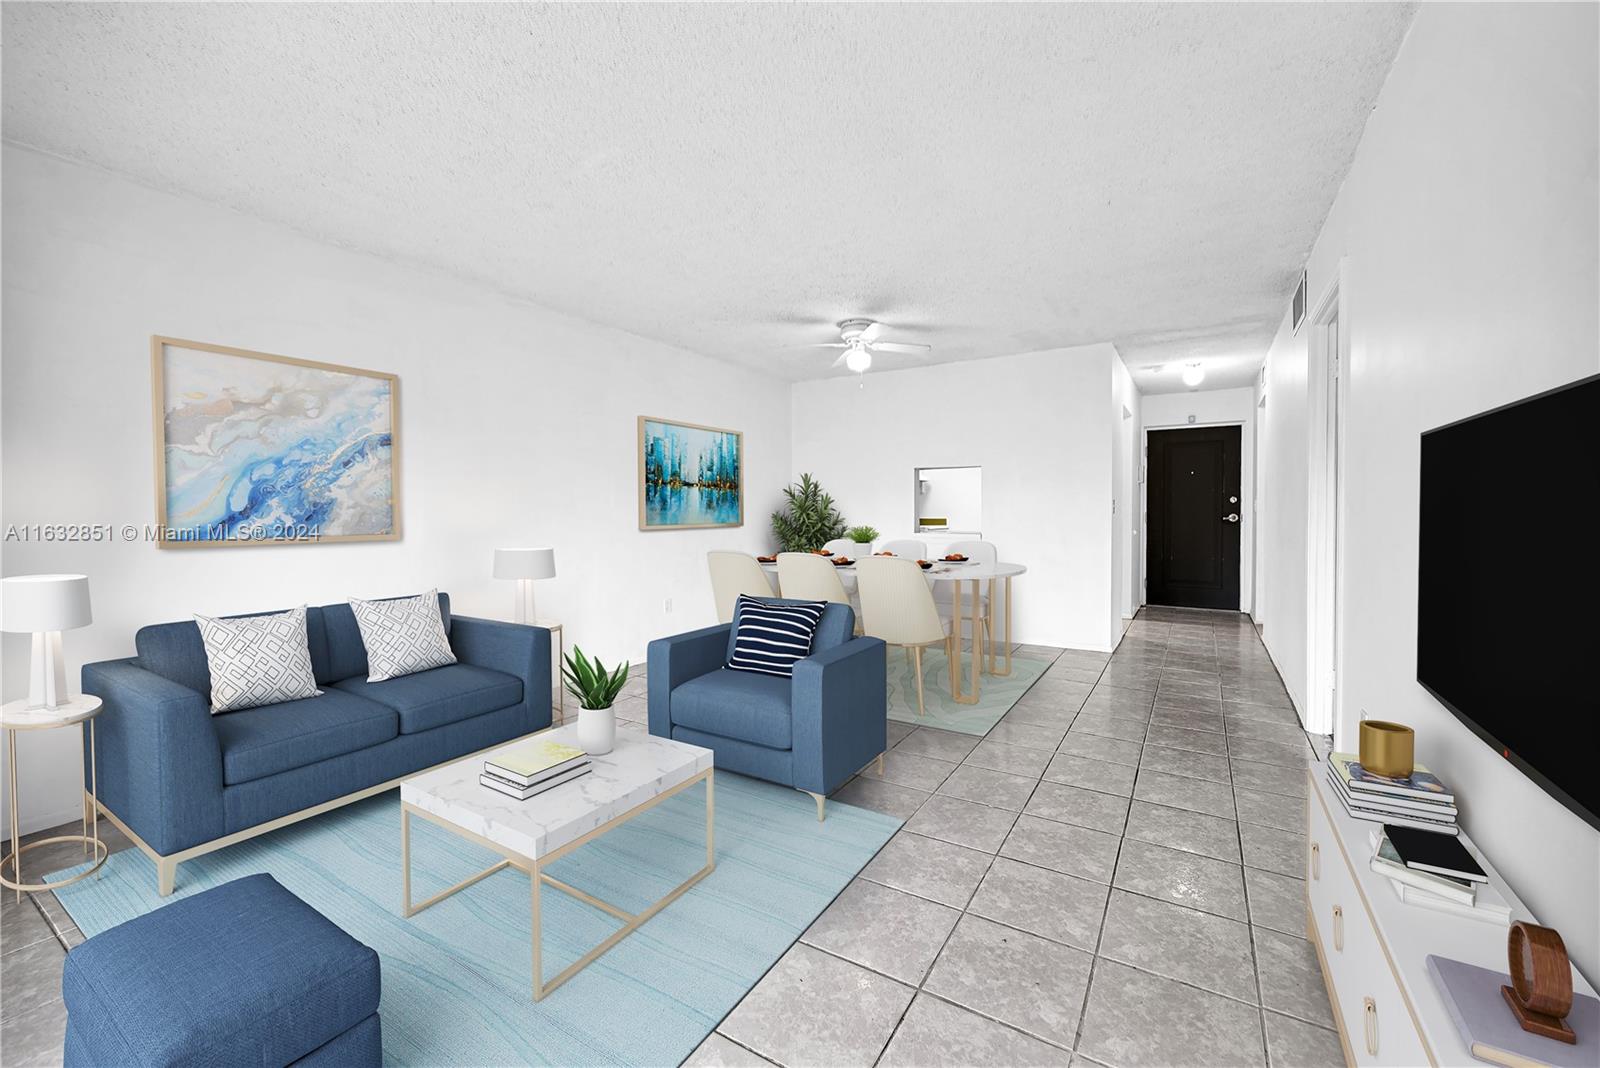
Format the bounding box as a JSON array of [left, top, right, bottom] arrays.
[[887, 647, 1054, 735], [48, 771, 899, 1067]]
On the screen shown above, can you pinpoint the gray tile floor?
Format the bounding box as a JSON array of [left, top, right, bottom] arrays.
[[0, 821, 128, 1066], [0, 609, 1342, 1068], [690, 607, 1344, 1068]]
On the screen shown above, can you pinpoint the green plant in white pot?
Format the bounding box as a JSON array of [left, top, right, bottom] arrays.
[[847, 524, 880, 555], [563, 647, 629, 755]]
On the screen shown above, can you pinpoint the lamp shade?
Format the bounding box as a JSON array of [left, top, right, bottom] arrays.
[[1, 574, 93, 632], [493, 548, 556, 580]]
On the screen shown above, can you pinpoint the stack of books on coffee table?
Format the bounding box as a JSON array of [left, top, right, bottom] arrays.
[[481, 738, 591, 800], [1327, 752, 1458, 834]]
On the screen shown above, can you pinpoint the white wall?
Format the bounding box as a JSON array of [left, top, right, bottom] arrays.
[[0, 146, 792, 836], [1256, 3, 1600, 982], [1140, 387, 1256, 613], [791, 346, 1120, 651], [1111, 358, 1141, 625]]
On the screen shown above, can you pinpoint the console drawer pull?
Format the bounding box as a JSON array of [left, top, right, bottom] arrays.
[[1311, 842, 1320, 880], [1332, 904, 1344, 951], [1363, 997, 1378, 1055]]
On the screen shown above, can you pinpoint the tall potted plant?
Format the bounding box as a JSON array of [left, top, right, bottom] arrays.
[[771, 473, 848, 552], [563, 647, 629, 755]]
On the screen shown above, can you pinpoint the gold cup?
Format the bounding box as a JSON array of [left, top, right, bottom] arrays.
[[1359, 720, 1415, 779]]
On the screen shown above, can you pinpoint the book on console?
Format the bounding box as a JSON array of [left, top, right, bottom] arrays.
[[1390, 879, 1511, 925], [1428, 955, 1596, 1067], [1329, 768, 1459, 817], [1328, 769, 1460, 835], [1330, 752, 1455, 803], [1385, 823, 1488, 882], [484, 739, 589, 787], [1367, 831, 1476, 904], [480, 764, 591, 800]]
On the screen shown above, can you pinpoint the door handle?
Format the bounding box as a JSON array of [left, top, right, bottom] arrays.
[[1223, 513, 1239, 523]]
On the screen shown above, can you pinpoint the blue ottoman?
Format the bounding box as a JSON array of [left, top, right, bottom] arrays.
[[62, 874, 381, 1067]]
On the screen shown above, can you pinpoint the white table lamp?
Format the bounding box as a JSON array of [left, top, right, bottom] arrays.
[[493, 548, 556, 625], [1, 574, 93, 710]]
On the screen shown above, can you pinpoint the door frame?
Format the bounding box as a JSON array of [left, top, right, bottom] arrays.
[[1305, 261, 1349, 737], [1140, 419, 1250, 611]]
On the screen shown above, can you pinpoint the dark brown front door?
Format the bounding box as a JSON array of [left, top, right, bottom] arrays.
[[1146, 426, 1242, 609]]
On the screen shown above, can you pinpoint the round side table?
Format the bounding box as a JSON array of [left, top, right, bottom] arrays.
[[1, 694, 108, 898]]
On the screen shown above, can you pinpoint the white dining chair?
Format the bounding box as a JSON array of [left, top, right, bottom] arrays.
[[855, 556, 955, 717], [775, 552, 851, 606], [707, 551, 776, 623], [934, 540, 996, 661], [876, 538, 928, 560], [822, 538, 857, 558]]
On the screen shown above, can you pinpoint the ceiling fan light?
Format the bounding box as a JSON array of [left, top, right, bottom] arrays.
[[1181, 363, 1205, 388], [845, 345, 872, 373]]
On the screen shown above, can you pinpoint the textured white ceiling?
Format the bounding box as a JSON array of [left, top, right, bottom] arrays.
[[2, 3, 1414, 392]]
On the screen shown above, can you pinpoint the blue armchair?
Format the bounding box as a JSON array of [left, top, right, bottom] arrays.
[[647, 601, 887, 820]]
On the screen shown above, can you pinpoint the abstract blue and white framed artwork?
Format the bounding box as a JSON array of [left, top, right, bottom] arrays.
[[638, 416, 743, 530], [151, 337, 400, 547]]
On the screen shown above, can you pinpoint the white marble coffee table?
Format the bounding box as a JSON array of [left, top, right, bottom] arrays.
[[399, 724, 714, 1000]]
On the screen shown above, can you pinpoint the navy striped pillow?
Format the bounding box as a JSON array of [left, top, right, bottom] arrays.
[[727, 595, 828, 678]]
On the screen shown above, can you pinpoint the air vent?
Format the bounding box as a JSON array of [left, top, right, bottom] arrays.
[[1291, 270, 1307, 334]]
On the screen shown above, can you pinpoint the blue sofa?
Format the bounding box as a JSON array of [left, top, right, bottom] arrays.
[[63, 874, 381, 1067], [647, 601, 886, 819], [83, 593, 550, 894]]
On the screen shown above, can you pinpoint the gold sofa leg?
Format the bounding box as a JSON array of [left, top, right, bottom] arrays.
[[805, 791, 825, 822]]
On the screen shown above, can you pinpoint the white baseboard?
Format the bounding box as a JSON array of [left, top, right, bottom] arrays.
[[0, 801, 86, 846]]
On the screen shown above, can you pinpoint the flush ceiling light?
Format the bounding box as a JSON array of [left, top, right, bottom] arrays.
[[844, 343, 872, 374], [1181, 363, 1205, 388]]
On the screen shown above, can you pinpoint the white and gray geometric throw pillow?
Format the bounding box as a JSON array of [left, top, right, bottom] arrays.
[[194, 605, 323, 714], [348, 589, 457, 682]]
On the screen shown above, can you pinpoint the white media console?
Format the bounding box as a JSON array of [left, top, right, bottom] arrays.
[[1305, 767, 1596, 1066]]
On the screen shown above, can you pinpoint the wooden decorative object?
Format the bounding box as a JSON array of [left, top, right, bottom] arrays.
[[1358, 719, 1415, 778], [1501, 921, 1577, 1043]]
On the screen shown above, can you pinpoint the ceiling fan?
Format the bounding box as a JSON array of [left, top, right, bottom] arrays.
[[808, 319, 931, 375]]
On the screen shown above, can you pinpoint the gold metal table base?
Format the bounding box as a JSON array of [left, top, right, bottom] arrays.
[[4, 718, 104, 899], [400, 767, 714, 1001], [1, 835, 109, 893]]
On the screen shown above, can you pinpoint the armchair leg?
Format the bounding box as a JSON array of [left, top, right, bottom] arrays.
[[157, 856, 178, 897], [876, 752, 885, 776], [805, 791, 826, 822]]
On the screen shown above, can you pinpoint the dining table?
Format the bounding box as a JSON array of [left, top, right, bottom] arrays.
[[757, 556, 1028, 705]]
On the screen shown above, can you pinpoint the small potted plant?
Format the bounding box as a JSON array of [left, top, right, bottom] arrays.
[[563, 646, 629, 755], [847, 524, 880, 557]]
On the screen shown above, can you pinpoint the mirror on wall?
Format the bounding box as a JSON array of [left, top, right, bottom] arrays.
[[914, 466, 982, 534]]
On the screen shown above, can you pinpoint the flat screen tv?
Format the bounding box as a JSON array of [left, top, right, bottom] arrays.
[[1417, 373, 1600, 832]]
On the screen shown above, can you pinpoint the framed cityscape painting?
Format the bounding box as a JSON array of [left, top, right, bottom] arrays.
[[638, 416, 743, 530], [151, 336, 400, 547]]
